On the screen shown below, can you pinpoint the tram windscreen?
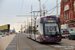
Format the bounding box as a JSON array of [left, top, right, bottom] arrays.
[[45, 23, 59, 35]]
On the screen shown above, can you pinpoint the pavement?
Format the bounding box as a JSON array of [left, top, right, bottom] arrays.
[[0, 34, 16, 50]]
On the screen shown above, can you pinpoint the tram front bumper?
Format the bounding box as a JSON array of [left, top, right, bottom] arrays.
[[40, 37, 62, 42]]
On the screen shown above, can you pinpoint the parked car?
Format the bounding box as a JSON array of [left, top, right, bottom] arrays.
[[68, 31, 75, 40], [61, 29, 70, 38]]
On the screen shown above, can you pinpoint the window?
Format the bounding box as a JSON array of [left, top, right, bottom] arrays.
[[70, 3, 71, 8], [74, 1, 75, 8], [67, 13, 69, 19], [70, 13, 71, 19], [63, 31, 69, 33], [74, 11, 75, 15], [64, 14, 66, 20], [74, 1, 75, 15], [64, 5, 69, 11], [69, 13, 70, 19], [65, 14, 67, 20], [65, 13, 69, 20], [70, 29, 73, 31], [63, 0, 67, 2], [40, 23, 43, 34], [45, 23, 59, 35]]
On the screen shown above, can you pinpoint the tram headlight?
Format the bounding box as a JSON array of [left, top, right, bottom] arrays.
[[46, 36, 48, 38], [57, 35, 60, 37]]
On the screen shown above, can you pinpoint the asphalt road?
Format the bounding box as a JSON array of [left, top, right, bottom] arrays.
[[6, 33, 75, 50]]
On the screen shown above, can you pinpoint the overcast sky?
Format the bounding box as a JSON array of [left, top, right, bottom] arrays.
[[0, 0, 61, 32]]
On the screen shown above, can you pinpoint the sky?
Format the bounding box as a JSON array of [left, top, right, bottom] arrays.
[[0, 0, 61, 32]]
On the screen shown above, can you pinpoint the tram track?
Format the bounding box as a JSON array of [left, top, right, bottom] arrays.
[[21, 34, 75, 50], [22, 34, 64, 50], [20, 34, 36, 50], [22, 34, 61, 50], [16, 35, 20, 50]]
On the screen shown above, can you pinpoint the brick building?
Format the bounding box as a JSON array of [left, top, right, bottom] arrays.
[[60, 0, 75, 28]]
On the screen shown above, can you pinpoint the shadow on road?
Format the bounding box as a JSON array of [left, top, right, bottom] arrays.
[[39, 42, 61, 45]]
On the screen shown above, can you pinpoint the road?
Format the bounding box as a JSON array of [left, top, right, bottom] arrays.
[[6, 33, 75, 50]]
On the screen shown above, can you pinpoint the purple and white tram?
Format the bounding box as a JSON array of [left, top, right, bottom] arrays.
[[28, 16, 62, 42]]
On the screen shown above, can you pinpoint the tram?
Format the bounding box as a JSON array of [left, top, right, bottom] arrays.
[[28, 16, 62, 42]]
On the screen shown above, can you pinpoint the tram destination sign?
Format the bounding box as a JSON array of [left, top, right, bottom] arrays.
[[41, 19, 57, 23]]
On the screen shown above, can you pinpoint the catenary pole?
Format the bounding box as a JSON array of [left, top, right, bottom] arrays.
[[38, 0, 41, 18], [56, 0, 58, 17], [31, 5, 32, 34]]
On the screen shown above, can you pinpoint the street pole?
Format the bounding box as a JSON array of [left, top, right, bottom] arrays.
[[33, 11, 40, 35], [21, 24, 22, 33], [43, 5, 45, 16], [56, 0, 58, 17], [27, 17, 28, 33], [33, 12, 35, 34], [31, 5, 32, 24], [24, 21, 26, 30], [31, 5, 32, 34], [38, 0, 41, 18]]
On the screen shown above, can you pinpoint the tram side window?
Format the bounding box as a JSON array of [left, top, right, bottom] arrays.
[[40, 23, 43, 34], [35, 30, 40, 35]]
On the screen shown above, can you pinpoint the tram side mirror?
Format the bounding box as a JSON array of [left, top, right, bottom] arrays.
[[37, 25, 38, 27]]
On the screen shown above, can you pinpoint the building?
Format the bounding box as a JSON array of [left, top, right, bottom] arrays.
[[60, 0, 75, 28], [0, 24, 10, 35]]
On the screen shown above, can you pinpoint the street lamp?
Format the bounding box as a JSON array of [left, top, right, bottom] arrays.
[[38, 0, 41, 17], [56, 0, 58, 17]]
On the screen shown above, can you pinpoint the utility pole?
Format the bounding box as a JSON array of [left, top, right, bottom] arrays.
[[21, 24, 22, 33], [27, 17, 28, 33], [33, 11, 40, 34], [38, 0, 41, 18], [33, 12, 35, 34], [24, 21, 26, 30], [31, 5, 32, 24], [43, 5, 45, 16], [27, 17, 28, 26], [31, 5, 32, 34], [56, 0, 58, 17]]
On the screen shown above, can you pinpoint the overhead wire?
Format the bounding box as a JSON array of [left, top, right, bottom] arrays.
[[47, 8, 56, 15], [42, 0, 48, 6], [46, 1, 68, 15], [20, 0, 24, 14], [46, 2, 61, 14], [41, 0, 61, 16]]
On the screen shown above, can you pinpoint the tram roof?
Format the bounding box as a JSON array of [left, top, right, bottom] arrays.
[[41, 16, 58, 19]]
